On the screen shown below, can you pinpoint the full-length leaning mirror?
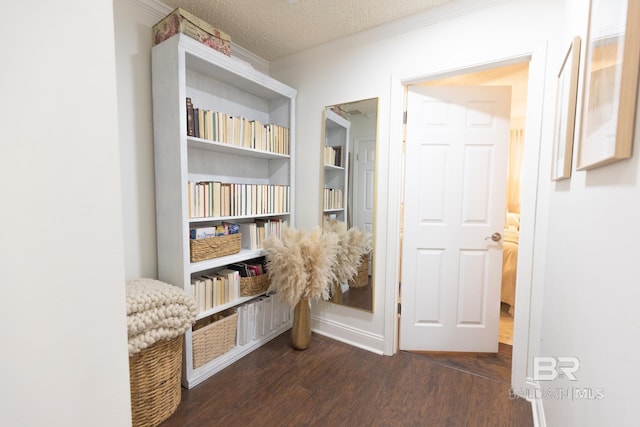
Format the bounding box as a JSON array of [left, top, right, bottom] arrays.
[[321, 97, 378, 312]]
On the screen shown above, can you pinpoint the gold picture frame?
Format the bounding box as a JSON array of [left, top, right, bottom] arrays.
[[577, 0, 640, 170], [551, 36, 581, 181]]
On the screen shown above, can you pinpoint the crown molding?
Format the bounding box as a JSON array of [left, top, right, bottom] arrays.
[[127, 0, 171, 19], [126, 0, 269, 73]]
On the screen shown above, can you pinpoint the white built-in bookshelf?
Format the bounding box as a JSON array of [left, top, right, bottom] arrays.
[[323, 108, 350, 223], [152, 34, 296, 388]]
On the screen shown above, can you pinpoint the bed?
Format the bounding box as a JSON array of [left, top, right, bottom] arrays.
[[501, 213, 520, 316]]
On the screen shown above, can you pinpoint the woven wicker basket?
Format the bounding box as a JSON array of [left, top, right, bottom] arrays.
[[190, 233, 241, 262], [192, 309, 238, 368], [129, 335, 183, 427], [348, 254, 370, 288], [240, 274, 270, 297]]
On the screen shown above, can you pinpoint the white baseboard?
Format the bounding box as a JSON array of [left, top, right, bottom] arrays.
[[526, 379, 546, 427], [311, 315, 385, 355], [531, 396, 546, 427]]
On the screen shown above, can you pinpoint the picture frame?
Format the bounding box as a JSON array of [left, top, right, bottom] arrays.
[[576, 0, 640, 170], [551, 36, 581, 181]]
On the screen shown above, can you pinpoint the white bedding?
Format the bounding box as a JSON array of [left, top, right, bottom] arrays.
[[501, 227, 519, 314]]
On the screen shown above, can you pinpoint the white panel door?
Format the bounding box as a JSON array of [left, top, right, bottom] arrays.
[[353, 138, 376, 234], [400, 85, 511, 352]]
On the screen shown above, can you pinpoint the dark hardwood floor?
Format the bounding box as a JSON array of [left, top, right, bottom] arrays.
[[341, 282, 372, 311], [410, 343, 514, 385], [160, 332, 532, 427]]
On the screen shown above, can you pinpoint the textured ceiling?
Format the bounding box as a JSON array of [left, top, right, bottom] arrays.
[[160, 0, 453, 61]]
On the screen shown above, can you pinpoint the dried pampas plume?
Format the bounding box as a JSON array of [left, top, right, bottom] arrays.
[[323, 220, 373, 284], [263, 226, 339, 308]]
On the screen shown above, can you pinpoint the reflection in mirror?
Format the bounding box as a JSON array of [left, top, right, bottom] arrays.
[[322, 98, 378, 312]]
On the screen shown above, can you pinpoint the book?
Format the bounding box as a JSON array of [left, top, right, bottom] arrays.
[[237, 304, 247, 346], [212, 181, 222, 217], [262, 295, 273, 333], [193, 108, 200, 138], [204, 109, 214, 140], [218, 268, 240, 301], [246, 263, 263, 277], [197, 108, 205, 139], [201, 275, 218, 308], [221, 183, 231, 217], [270, 292, 280, 329], [202, 276, 213, 310], [246, 301, 256, 342], [254, 297, 265, 338], [186, 97, 195, 136], [227, 262, 250, 277], [238, 222, 258, 250], [192, 277, 206, 313], [213, 276, 224, 306], [190, 226, 216, 240], [190, 280, 196, 302]]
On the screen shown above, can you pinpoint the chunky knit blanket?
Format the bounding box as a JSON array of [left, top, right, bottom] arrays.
[[126, 278, 197, 355]]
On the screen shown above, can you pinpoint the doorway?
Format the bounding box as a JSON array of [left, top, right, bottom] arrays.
[[397, 60, 530, 377]]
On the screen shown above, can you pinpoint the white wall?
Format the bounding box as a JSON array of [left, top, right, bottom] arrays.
[[270, 0, 563, 355], [536, 0, 640, 424], [114, 0, 168, 280], [0, 1, 131, 426]]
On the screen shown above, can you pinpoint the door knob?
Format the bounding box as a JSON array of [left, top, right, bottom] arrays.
[[485, 232, 502, 242]]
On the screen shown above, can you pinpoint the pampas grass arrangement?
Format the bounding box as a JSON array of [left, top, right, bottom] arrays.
[[263, 225, 339, 308], [323, 220, 373, 286]]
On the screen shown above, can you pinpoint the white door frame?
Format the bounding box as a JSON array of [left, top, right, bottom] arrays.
[[384, 43, 548, 398]]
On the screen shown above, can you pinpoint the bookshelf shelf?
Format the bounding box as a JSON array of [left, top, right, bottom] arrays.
[[194, 292, 268, 321], [152, 34, 296, 389], [187, 137, 290, 160], [189, 212, 291, 224], [188, 249, 267, 273], [322, 108, 350, 223]]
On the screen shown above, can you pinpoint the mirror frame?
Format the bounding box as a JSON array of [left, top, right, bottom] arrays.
[[321, 98, 379, 313]]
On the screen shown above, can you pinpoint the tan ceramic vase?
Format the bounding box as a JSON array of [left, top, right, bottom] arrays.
[[291, 297, 311, 350]]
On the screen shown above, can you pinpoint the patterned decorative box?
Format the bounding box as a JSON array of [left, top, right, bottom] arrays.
[[153, 8, 231, 56]]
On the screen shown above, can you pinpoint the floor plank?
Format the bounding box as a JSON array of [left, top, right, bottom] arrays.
[[160, 332, 532, 427]]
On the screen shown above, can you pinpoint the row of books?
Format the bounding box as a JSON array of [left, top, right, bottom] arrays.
[[191, 258, 267, 313], [324, 145, 343, 167], [323, 187, 344, 210], [238, 219, 287, 250], [186, 97, 290, 155], [189, 222, 238, 239], [191, 269, 241, 313], [188, 181, 290, 219], [236, 292, 291, 346]]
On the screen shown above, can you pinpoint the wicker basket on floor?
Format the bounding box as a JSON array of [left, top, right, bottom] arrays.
[[129, 335, 183, 427], [192, 309, 238, 368], [348, 254, 370, 288]]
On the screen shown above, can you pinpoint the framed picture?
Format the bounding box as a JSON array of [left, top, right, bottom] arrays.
[[551, 36, 581, 181], [577, 0, 640, 170]]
